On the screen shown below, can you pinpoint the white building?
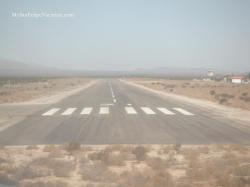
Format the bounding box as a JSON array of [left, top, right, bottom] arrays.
[[231, 76, 245, 84]]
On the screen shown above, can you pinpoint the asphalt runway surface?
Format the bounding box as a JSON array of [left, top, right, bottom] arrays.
[[0, 79, 250, 145]]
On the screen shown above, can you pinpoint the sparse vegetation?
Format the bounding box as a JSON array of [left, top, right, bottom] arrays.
[[0, 77, 90, 104], [132, 146, 148, 161], [64, 142, 81, 153], [0, 144, 249, 186], [136, 79, 250, 110]]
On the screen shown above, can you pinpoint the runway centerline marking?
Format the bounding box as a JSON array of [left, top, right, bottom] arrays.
[[173, 108, 194, 116], [125, 107, 137, 114], [108, 82, 117, 103], [61, 108, 77, 116], [141, 107, 156, 115], [81, 107, 93, 115], [157, 107, 175, 115], [99, 107, 109, 114], [42, 108, 60, 116]]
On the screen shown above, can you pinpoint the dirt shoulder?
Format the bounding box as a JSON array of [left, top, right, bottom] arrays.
[[0, 144, 249, 187], [0, 78, 96, 105], [121, 79, 250, 124]]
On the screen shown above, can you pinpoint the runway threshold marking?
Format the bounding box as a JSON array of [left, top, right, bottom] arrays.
[[173, 108, 194, 116], [61, 108, 77, 116], [125, 107, 137, 114], [99, 107, 109, 114], [157, 107, 175, 115], [80, 107, 93, 115], [42, 108, 60, 116], [100, 103, 114, 106], [141, 107, 156, 115]]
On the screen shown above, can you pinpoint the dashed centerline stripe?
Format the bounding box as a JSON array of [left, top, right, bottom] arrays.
[[42, 108, 60, 116], [173, 108, 194, 116], [61, 108, 77, 116], [81, 107, 93, 115], [125, 107, 137, 114], [99, 107, 109, 114], [141, 107, 156, 115], [157, 107, 175, 115]]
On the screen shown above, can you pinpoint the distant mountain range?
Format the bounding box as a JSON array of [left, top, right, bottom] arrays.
[[0, 59, 63, 77], [0, 59, 245, 78]]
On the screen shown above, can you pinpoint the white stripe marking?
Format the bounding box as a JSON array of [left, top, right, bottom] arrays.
[[125, 107, 137, 114], [173, 108, 194, 116], [127, 103, 132, 106], [99, 107, 109, 114], [81, 107, 93, 115], [157, 107, 175, 115], [42, 108, 60, 116], [61, 108, 77, 116], [100, 103, 114, 106], [141, 107, 156, 115]]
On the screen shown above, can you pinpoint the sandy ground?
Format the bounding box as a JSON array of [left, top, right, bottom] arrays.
[[0, 144, 249, 187], [122, 79, 250, 124], [0, 78, 94, 105], [130, 78, 250, 110]]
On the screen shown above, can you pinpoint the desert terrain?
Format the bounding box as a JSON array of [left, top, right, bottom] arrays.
[[130, 78, 250, 110], [0, 144, 250, 187], [0, 78, 92, 104]]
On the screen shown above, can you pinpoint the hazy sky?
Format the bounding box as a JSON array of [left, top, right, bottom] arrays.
[[0, 0, 250, 72]]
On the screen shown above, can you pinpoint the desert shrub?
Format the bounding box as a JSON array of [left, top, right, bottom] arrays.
[[80, 162, 116, 182], [210, 90, 216, 95], [0, 91, 9, 96], [49, 159, 75, 177], [173, 143, 182, 153], [118, 170, 151, 187], [64, 142, 81, 153], [16, 165, 52, 180], [119, 170, 174, 187], [88, 150, 109, 162], [26, 145, 38, 150], [43, 145, 56, 152], [239, 96, 250, 102], [242, 92, 248, 96], [164, 84, 176, 89], [233, 164, 250, 177], [162, 145, 171, 154], [197, 146, 209, 154], [219, 98, 227, 104], [220, 93, 235, 99], [145, 157, 168, 171], [0, 162, 17, 176], [49, 148, 65, 158], [88, 149, 125, 166], [20, 157, 75, 178], [148, 171, 174, 187], [105, 145, 131, 153], [132, 146, 148, 161], [0, 172, 16, 185], [217, 175, 250, 187], [229, 144, 249, 154]]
